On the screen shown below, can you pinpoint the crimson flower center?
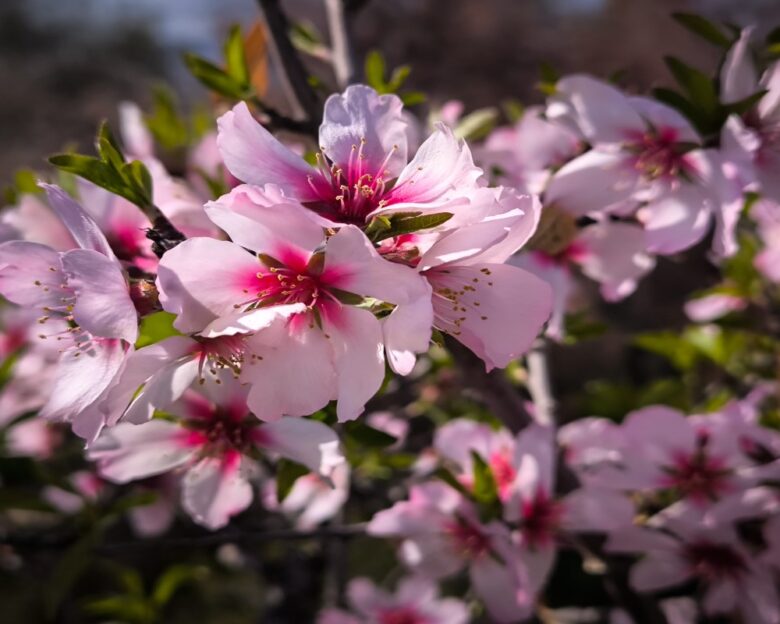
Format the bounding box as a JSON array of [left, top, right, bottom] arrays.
[[379, 608, 428, 624], [445, 517, 491, 558], [684, 541, 747, 584], [520, 487, 563, 548], [625, 128, 693, 181], [661, 448, 731, 502], [305, 139, 399, 224]]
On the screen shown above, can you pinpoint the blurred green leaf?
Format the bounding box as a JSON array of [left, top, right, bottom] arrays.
[[224, 25, 250, 86], [453, 107, 499, 141], [152, 564, 203, 607], [184, 53, 250, 100], [145, 86, 190, 151], [46, 526, 106, 619], [470, 451, 497, 505], [672, 13, 733, 48], [664, 56, 719, 118], [276, 459, 309, 503], [345, 422, 397, 448], [364, 50, 386, 91], [370, 212, 453, 242]]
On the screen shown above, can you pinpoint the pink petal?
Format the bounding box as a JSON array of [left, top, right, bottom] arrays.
[[156, 237, 262, 333], [382, 293, 433, 375], [216, 101, 316, 199], [720, 28, 759, 104], [325, 306, 385, 422], [89, 420, 194, 482], [469, 555, 534, 624], [324, 225, 432, 305], [427, 263, 552, 370], [182, 455, 253, 529], [575, 222, 655, 302], [387, 123, 482, 205], [630, 553, 692, 592], [260, 417, 344, 477], [627, 97, 700, 143], [62, 249, 137, 343], [0, 241, 66, 308], [639, 186, 712, 254], [40, 184, 116, 259], [40, 339, 127, 425], [243, 318, 337, 420], [205, 183, 325, 255], [320, 85, 408, 177], [545, 150, 640, 216], [119, 101, 155, 158], [548, 74, 646, 144]]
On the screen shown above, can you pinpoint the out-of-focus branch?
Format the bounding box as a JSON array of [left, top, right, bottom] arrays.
[[257, 0, 321, 124], [324, 0, 356, 88], [526, 341, 556, 426], [445, 336, 534, 433]]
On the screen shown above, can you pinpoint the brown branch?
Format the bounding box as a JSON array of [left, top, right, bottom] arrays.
[[257, 0, 321, 124]]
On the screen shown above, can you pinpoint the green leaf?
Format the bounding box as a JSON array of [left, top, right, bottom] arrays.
[[276, 459, 309, 502], [724, 89, 768, 116], [652, 88, 701, 127], [470, 451, 498, 505], [634, 331, 701, 371], [345, 421, 397, 448], [501, 99, 525, 123], [401, 91, 426, 106], [14, 169, 43, 195], [96, 121, 125, 170], [224, 25, 250, 86], [145, 86, 189, 150], [453, 107, 499, 141], [184, 53, 249, 100], [46, 526, 105, 619], [49, 154, 134, 203], [664, 57, 719, 117], [387, 65, 411, 92], [672, 13, 732, 48], [371, 212, 453, 242], [364, 50, 386, 91], [152, 564, 203, 606], [434, 467, 472, 499], [135, 311, 181, 348]]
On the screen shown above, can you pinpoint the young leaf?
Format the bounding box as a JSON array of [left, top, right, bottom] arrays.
[[135, 311, 182, 348], [453, 107, 499, 141], [184, 53, 248, 100], [664, 56, 719, 117], [672, 13, 732, 48], [224, 25, 250, 86], [435, 467, 472, 499], [371, 212, 453, 242], [276, 459, 309, 502], [364, 50, 386, 91], [345, 421, 397, 448], [470, 451, 498, 505]]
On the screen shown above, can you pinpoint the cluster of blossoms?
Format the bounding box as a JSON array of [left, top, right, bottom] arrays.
[[361, 392, 780, 623], [0, 85, 552, 530]]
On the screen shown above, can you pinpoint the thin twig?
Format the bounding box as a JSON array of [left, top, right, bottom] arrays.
[[324, 0, 356, 88], [257, 0, 321, 124], [526, 341, 556, 426]]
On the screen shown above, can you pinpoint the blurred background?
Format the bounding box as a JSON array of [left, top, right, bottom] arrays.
[[3, 0, 780, 186]]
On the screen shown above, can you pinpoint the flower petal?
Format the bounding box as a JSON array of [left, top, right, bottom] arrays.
[[427, 263, 552, 370], [260, 417, 344, 477], [217, 101, 316, 198], [320, 84, 408, 177], [181, 454, 253, 529]]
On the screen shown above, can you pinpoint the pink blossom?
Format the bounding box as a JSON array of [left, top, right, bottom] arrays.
[[607, 506, 780, 623], [0, 184, 138, 441], [217, 85, 482, 226], [545, 75, 732, 256], [367, 481, 534, 623], [89, 375, 344, 529], [156, 182, 431, 421], [318, 576, 469, 624]]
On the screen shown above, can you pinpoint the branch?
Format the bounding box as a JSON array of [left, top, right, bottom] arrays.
[[257, 0, 321, 124], [445, 336, 534, 433], [324, 0, 356, 88], [144, 208, 187, 257]]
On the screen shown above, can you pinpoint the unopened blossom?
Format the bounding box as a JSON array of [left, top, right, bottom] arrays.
[[157, 182, 431, 421], [89, 375, 344, 529], [0, 184, 138, 441], [318, 576, 469, 624], [545, 75, 734, 256], [217, 85, 482, 226], [368, 481, 534, 623]]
